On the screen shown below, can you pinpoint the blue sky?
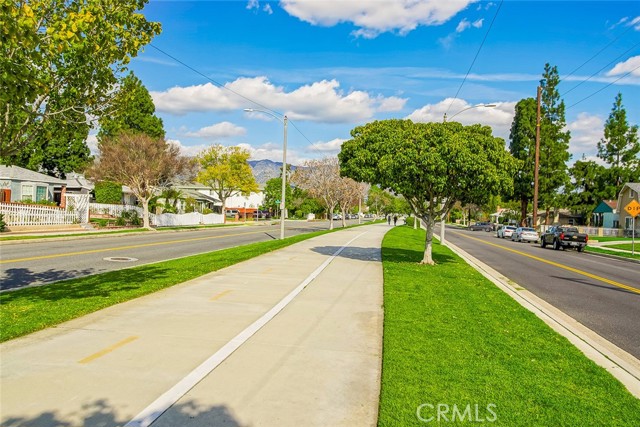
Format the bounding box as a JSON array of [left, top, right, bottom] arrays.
[[117, 0, 640, 166]]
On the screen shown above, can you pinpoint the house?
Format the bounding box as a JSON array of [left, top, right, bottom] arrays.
[[592, 200, 619, 228], [617, 183, 640, 234], [0, 165, 66, 204], [170, 182, 222, 213]]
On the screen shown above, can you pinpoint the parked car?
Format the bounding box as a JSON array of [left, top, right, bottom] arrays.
[[511, 227, 539, 243], [496, 225, 517, 238], [540, 226, 588, 252], [469, 222, 493, 232], [331, 213, 342, 220]]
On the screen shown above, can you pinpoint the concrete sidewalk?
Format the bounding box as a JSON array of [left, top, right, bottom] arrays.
[[0, 224, 387, 427]]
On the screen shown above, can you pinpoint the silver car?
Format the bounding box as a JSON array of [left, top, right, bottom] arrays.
[[512, 227, 539, 243], [497, 225, 517, 239]]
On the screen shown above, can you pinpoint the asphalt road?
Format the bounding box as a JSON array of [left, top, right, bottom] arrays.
[[0, 220, 360, 291], [443, 225, 640, 359]]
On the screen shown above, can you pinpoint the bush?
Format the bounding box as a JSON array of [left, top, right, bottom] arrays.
[[94, 181, 122, 204], [0, 213, 6, 232], [405, 216, 421, 228], [120, 210, 141, 226]]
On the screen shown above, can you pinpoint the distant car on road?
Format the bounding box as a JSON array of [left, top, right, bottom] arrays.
[[511, 227, 539, 243], [469, 222, 493, 232], [497, 225, 517, 239], [331, 213, 342, 220]]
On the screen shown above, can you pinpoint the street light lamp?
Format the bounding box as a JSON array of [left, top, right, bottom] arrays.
[[243, 108, 288, 240], [440, 103, 497, 244]]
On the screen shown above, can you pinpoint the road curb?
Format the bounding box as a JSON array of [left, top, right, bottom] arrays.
[[442, 238, 640, 399]]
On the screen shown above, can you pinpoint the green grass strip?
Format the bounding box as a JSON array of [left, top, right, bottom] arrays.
[[0, 229, 334, 342], [585, 246, 640, 260], [378, 226, 640, 426]]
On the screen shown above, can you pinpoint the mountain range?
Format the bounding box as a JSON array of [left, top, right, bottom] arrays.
[[248, 159, 297, 187]]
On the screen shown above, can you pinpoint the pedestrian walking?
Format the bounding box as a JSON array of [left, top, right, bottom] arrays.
[[387, 215, 391, 225], [393, 215, 398, 226]]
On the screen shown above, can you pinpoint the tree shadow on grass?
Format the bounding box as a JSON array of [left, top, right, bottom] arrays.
[[382, 246, 458, 265], [0, 264, 174, 303], [1, 398, 244, 427], [1, 267, 96, 291]]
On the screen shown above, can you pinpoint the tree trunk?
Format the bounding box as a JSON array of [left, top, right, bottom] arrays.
[[142, 198, 151, 229], [545, 207, 551, 225], [520, 197, 528, 226], [341, 209, 346, 227], [421, 216, 435, 265], [329, 211, 334, 230]]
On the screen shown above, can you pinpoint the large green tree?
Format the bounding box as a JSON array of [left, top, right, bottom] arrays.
[[339, 120, 515, 264], [566, 158, 608, 225], [597, 93, 640, 195], [1, 0, 161, 160], [98, 72, 165, 140], [508, 98, 537, 225], [263, 176, 292, 216], [538, 63, 571, 224], [196, 145, 259, 221]]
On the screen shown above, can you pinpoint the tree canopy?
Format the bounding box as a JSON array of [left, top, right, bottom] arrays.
[[86, 133, 190, 228], [1, 0, 161, 159], [339, 119, 515, 264], [196, 145, 259, 220], [508, 97, 537, 225]]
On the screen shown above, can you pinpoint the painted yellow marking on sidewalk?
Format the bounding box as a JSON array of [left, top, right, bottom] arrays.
[[455, 232, 640, 295], [78, 336, 139, 364], [1, 230, 266, 264], [210, 290, 233, 301]]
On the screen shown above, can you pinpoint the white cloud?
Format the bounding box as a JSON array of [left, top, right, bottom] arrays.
[[456, 19, 471, 33], [167, 139, 209, 158], [263, 3, 273, 14], [472, 18, 483, 28], [185, 122, 247, 139], [566, 113, 604, 162], [307, 138, 345, 154], [237, 142, 311, 165], [406, 98, 516, 139], [280, 0, 478, 38], [606, 55, 640, 77], [246, 0, 259, 11], [86, 133, 98, 155], [630, 16, 640, 31], [152, 77, 407, 123]]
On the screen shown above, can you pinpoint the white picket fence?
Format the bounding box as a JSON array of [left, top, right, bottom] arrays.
[[0, 202, 78, 226], [152, 212, 224, 226], [89, 203, 145, 218]]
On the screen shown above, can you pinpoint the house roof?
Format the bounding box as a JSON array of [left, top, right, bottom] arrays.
[[623, 183, 640, 194], [0, 165, 66, 185], [181, 188, 221, 204], [593, 200, 617, 213], [63, 172, 94, 190]]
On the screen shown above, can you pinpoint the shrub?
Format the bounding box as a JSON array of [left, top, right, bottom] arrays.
[[94, 181, 122, 204], [0, 213, 6, 232], [405, 216, 421, 228]]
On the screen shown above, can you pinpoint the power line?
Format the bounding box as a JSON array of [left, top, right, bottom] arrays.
[[566, 64, 640, 110], [561, 24, 635, 82], [445, 0, 503, 116], [146, 43, 328, 157], [562, 41, 640, 96]]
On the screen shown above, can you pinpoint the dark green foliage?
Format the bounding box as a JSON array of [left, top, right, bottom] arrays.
[[0, 213, 6, 232], [263, 177, 293, 213], [94, 181, 122, 204], [509, 97, 537, 223], [98, 72, 165, 140]]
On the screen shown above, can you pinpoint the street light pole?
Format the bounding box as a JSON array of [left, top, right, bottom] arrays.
[[243, 108, 288, 239], [440, 103, 497, 243]]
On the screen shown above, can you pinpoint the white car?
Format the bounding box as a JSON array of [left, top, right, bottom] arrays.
[[512, 227, 539, 243], [497, 225, 517, 239]]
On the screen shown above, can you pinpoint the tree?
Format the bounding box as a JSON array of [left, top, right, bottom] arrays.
[[263, 176, 292, 217], [366, 185, 395, 215], [339, 120, 515, 265], [508, 98, 537, 225], [196, 145, 259, 221], [597, 93, 640, 194], [566, 158, 608, 225], [1, 0, 161, 159], [98, 72, 165, 140], [336, 176, 366, 227], [538, 63, 571, 224], [291, 157, 341, 229], [86, 133, 190, 229]]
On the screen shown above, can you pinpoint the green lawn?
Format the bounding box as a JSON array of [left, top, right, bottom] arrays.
[[378, 226, 640, 426], [0, 229, 331, 342], [585, 245, 640, 260], [604, 243, 639, 251]]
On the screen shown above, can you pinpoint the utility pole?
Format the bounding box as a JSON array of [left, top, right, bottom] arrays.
[[533, 86, 541, 230]]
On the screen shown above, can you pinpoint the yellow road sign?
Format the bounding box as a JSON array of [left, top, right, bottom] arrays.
[[624, 200, 640, 217]]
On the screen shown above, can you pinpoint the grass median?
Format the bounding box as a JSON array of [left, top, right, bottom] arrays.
[[0, 228, 335, 342], [378, 226, 640, 426]]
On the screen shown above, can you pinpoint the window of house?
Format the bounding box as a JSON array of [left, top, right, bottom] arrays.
[[35, 186, 47, 202], [21, 184, 34, 201], [626, 217, 634, 230]]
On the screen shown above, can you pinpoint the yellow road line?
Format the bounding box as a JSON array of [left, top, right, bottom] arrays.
[[454, 232, 640, 295], [210, 290, 233, 301], [1, 230, 266, 264], [78, 336, 139, 364]]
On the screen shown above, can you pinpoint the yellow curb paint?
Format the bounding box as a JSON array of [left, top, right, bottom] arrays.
[[78, 336, 139, 364], [455, 232, 640, 295], [1, 230, 265, 264], [210, 290, 233, 301]]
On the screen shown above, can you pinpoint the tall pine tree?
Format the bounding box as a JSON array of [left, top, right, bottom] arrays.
[[509, 98, 537, 225], [597, 93, 640, 197], [539, 63, 571, 224]]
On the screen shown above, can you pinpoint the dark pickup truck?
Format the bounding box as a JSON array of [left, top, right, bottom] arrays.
[[540, 226, 588, 252]]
